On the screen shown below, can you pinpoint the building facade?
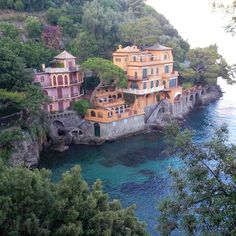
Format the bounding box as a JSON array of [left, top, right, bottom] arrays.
[[112, 44, 182, 107], [34, 51, 84, 112]]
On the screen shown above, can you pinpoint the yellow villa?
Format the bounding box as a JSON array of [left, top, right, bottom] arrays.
[[113, 43, 182, 107]]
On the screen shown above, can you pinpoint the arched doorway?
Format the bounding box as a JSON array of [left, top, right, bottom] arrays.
[[94, 123, 100, 137]]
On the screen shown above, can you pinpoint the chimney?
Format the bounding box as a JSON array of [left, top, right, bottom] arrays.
[[42, 64, 45, 71]]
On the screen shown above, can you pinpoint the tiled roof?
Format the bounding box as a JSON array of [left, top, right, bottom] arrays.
[[145, 43, 172, 51], [54, 50, 76, 59]]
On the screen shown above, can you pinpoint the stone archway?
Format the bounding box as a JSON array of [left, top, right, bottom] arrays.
[[52, 120, 65, 136]]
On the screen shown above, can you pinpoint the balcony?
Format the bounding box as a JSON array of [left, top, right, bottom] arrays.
[[162, 71, 178, 79], [41, 82, 52, 88], [128, 75, 150, 81], [52, 91, 84, 101], [122, 85, 165, 95]]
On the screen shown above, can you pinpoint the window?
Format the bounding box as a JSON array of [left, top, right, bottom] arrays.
[[57, 75, 63, 85], [135, 72, 138, 79], [133, 56, 136, 62], [91, 111, 96, 117], [64, 75, 68, 85], [164, 54, 168, 60], [150, 81, 154, 88], [53, 76, 57, 86], [156, 68, 159, 75], [156, 80, 159, 87], [164, 65, 170, 74], [140, 57, 142, 62], [40, 76, 44, 83], [143, 82, 147, 89], [151, 68, 153, 75], [115, 58, 121, 62], [131, 81, 138, 89], [142, 68, 148, 79], [169, 78, 177, 88], [117, 93, 122, 99], [120, 106, 124, 113]]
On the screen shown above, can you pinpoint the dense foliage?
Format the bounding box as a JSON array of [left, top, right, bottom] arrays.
[[157, 123, 236, 235], [0, 0, 189, 68], [73, 99, 91, 117], [179, 45, 234, 86], [0, 163, 148, 236]]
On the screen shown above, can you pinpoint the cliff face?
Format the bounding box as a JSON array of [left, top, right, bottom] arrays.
[[9, 131, 40, 167]]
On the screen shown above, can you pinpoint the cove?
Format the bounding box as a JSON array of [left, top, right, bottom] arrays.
[[39, 79, 236, 235]]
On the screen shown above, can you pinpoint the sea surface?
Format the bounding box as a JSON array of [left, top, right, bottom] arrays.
[[39, 78, 236, 235]]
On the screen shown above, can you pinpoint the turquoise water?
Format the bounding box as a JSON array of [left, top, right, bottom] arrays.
[[39, 79, 236, 235]]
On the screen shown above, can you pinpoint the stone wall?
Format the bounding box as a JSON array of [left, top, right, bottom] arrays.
[[145, 85, 222, 128], [86, 114, 146, 140]]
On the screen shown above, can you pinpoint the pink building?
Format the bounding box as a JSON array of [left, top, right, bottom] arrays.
[[35, 51, 84, 112]]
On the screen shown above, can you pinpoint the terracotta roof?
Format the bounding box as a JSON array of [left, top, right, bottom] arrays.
[[54, 50, 76, 59], [145, 43, 172, 51]]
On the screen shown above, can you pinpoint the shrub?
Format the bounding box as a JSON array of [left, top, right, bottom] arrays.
[[73, 99, 91, 117]]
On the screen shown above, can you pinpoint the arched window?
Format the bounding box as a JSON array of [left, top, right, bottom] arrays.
[[133, 56, 136, 62], [53, 76, 57, 86], [58, 75, 63, 85], [120, 106, 124, 113], [40, 76, 44, 83], [64, 75, 68, 85], [91, 111, 96, 117], [117, 93, 122, 99], [115, 107, 119, 113], [164, 54, 168, 60]]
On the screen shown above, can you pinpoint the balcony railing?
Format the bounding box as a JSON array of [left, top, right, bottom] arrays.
[[52, 91, 84, 101], [122, 85, 165, 95]]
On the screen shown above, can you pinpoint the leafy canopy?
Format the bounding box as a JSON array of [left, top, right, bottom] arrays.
[[158, 123, 236, 235], [0, 163, 148, 236], [81, 57, 128, 88]]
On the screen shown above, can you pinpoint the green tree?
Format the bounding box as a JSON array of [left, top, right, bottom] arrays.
[[25, 16, 43, 39], [120, 16, 162, 47], [73, 99, 91, 117], [181, 45, 233, 85], [0, 164, 148, 235], [0, 22, 19, 39], [157, 123, 236, 235], [0, 47, 32, 91], [81, 57, 127, 104]]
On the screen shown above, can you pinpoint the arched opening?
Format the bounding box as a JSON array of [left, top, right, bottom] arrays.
[[53, 76, 57, 86], [120, 106, 124, 113], [64, 75, 68, 85], [52, 120, 65, 136], [57, 75, 63, 85], [98, 112, 103, 118], [190, 94, 194, 101], [174, 94, 181, 101], [158, 107, 165, 114], [91, 111, 96, 117], [112, 95, 116, 100], [94, 123, 100, 137], [117, 93, 122, 99], [43, 90, 48, 96], [163, 80, 166, 89]]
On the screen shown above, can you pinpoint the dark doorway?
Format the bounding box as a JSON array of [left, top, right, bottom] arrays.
[[94, 123, 101, 137]]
